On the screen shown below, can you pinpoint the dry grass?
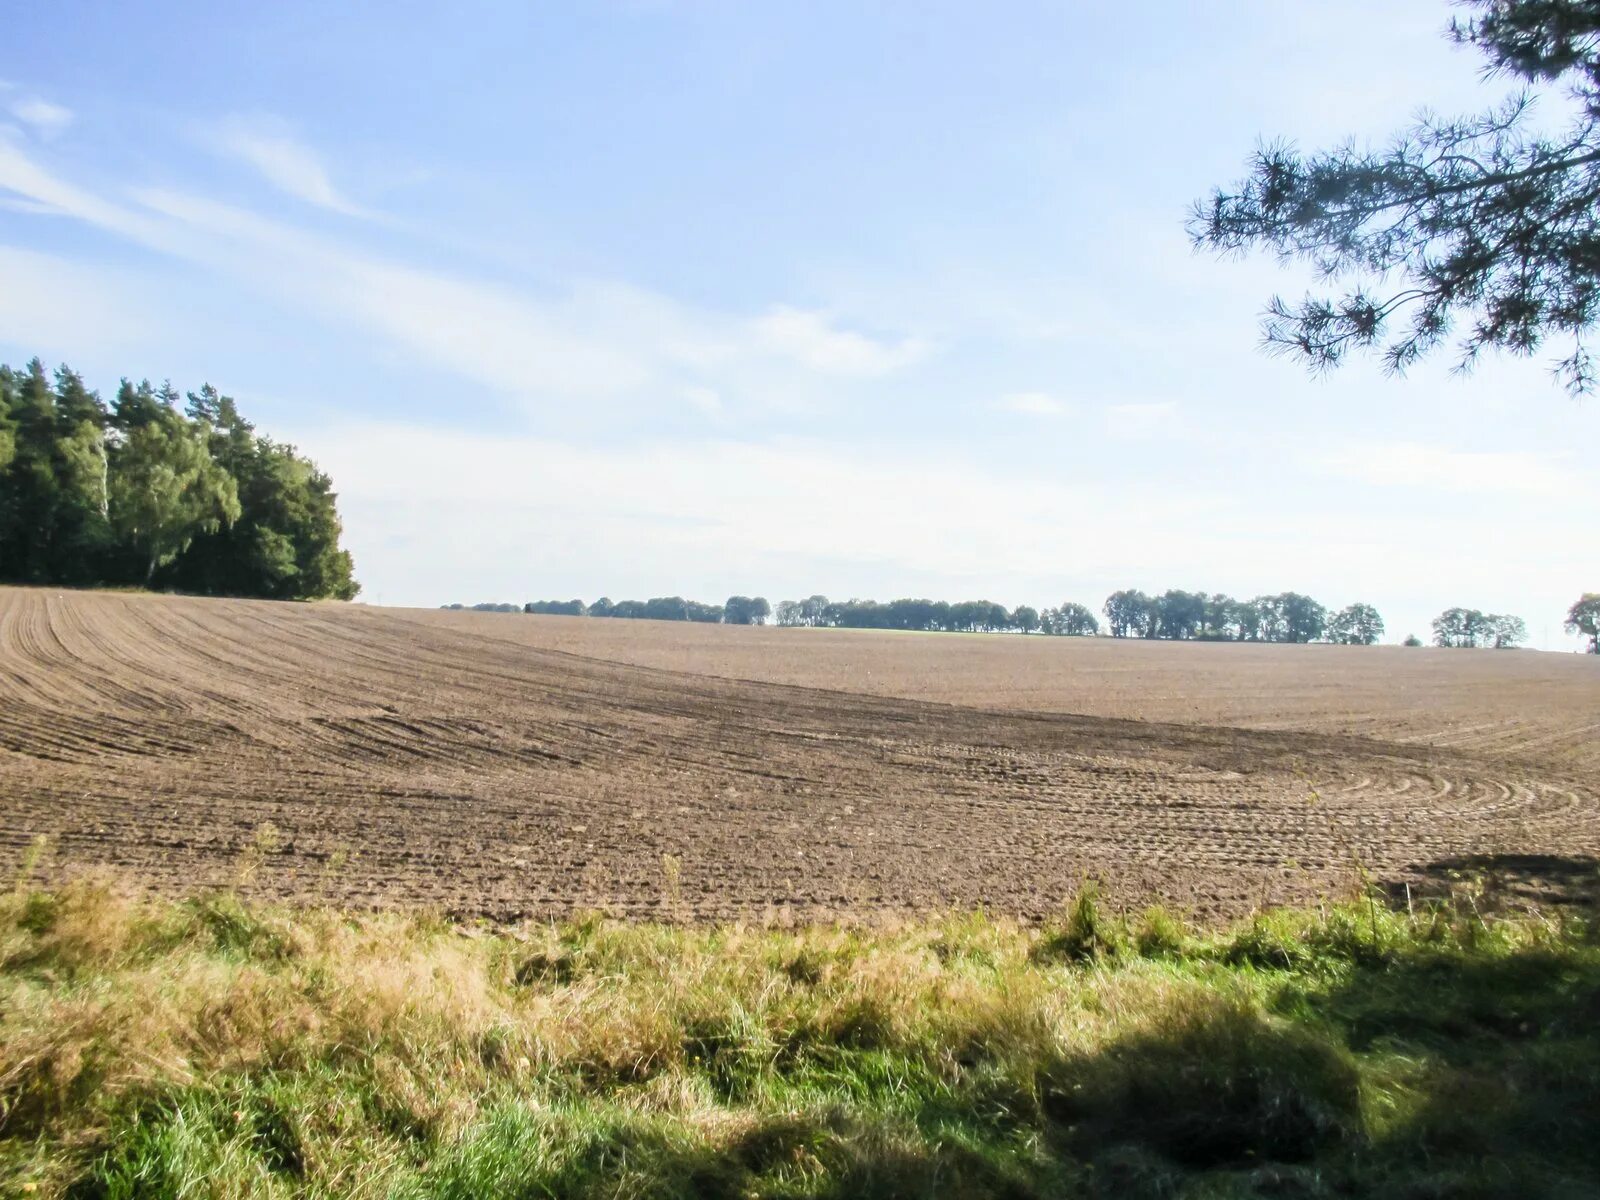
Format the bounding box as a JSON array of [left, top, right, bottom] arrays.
[[2, 870, 1598, 1197]]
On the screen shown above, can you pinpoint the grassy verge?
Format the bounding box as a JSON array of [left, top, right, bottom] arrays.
[[2, 875, 1597, 1199]]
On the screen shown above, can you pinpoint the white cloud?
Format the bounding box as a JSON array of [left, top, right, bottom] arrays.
[[1319, 442, 1585, 498], [993, 391, 1069, 416], [0, 135, 174, 244], [12, 151, 937, 419], [752, 306, 928, 376], [0, 140, 930, 417], [210, 116, 369, 217], [1105, 401, 1179, 438], [9, 97, 72, 138]]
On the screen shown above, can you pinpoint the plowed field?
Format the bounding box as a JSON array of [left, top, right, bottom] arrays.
[[3, 587, 1597, 921]]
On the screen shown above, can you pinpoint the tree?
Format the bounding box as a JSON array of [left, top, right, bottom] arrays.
[[1432, 607, 1492, 647], [1256, 592, 1327, 643], [1010, 604, 1040, 633], [724, 595, 772, 625], [1403, 633, 1424, 647], [642, 596, 690, 621], [1156, 589, 1206, 640], [1566, 592, 1600, 652], [1103, 589, 1153, 638], [525, 599, 586, 616], [1488, 613, 1528, 648], [165, 423, 358, 600], [0, 358, 358, 598], [1234, 597, 1265, 642], [1326, 603, 1385, 645], [798, 595, 830, 627], [108, 411, 240, 583], [1054, 602, 1099, 636], [1193, 0, 1600, 393], [1199, 593, 1240, 640]]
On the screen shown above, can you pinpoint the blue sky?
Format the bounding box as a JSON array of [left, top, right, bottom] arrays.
[[1, 1, 1593, 646]]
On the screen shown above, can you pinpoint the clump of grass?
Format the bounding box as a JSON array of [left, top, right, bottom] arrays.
[[1033, 880, 1126, 964], [0, 880, 1596, 1198], [1132, 905, 1189, 959]]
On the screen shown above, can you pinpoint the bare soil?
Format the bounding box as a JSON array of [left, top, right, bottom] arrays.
[[3, 588, 1597, 921]]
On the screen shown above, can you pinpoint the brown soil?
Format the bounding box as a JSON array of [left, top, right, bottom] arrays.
[[415, 609, 1600, 771], [3, 587, 1597, 922]]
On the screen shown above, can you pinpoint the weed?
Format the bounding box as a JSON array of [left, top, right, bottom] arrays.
[[1033, 880, 1124, 964]]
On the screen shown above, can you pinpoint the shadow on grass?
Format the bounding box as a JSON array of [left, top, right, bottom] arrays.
[[1289, 942, 1600, 1195], [1383, 852, 1600, 913]]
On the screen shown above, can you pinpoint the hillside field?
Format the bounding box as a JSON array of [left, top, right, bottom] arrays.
[[3, 587, 1597, 921]]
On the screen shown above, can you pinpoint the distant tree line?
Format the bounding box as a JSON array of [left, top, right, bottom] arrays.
[[473, 590, 1393, 643], [768, 596, 1103, 635], [1098, 591, 1394, 645], [1431, 608, 1527, 649], [456, 591, 1591, 650], [447, 595, 774, 625], [0, 358, 357, 599]]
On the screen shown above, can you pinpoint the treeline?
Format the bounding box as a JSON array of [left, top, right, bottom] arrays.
[[475, 590, 1394, 643], [1431, 608, 1526, 649], [456, 589, 1562, 649], [1100, 590, 1381, 644], [446, 595, 774, 624], [0, 359, 357, 600], [773, 596, 1101, 634]]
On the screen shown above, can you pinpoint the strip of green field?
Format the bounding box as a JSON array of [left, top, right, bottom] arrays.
[[2, 874, 1597, 1199]]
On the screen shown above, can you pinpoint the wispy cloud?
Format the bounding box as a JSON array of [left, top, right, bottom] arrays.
[[1319, 441, 1585, 498], [9, 97, 72, 138], [751, 306, 928, 377], [0, 139, 929, 418], [993, 391, 1070, 417], [209, 115, 369, 217]]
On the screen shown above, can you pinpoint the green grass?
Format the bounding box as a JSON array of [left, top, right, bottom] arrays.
[[1, 878, 1597, 1198]]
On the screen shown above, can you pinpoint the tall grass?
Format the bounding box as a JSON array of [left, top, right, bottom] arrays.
[[1, 877, 1596, 1197]]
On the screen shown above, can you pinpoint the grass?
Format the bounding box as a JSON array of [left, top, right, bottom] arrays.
[[1, 876, 1597, 1198]]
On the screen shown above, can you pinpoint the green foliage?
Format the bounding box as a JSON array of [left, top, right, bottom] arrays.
[[1433, 607, 1529, 648], [1194, 0, 1600, 393], [1327, 602, 1385, 646], [1034, 881, 1125, 964], [1102, 588, 1340, 643], [108, 414, 240, 583], [0, 357, 358, 600], [1042, 601, 1098, 636], [722, 595, 771, 625], [1564, 593, 1600, 652]]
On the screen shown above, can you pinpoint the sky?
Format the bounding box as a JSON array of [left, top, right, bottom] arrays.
[[0, 1, 1594, 647]]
